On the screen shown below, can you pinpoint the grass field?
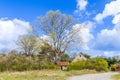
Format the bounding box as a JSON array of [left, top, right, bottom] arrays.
[[0, 70, 97, 80], [113, 73, 120, 80]]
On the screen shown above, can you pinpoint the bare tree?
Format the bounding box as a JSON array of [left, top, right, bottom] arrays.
[[35, 10, 79, 62], [17, 35, 37, 56]]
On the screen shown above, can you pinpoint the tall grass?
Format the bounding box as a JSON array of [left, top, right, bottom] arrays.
[[0, 70, 97, 80]]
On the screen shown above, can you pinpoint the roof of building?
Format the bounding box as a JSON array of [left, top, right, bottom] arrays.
[[57, 62, 69, 66]]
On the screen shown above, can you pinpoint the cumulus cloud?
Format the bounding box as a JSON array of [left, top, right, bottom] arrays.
[[71, 24, 93, 50], [74, 0, 88, 15], [0, 18, 31, 50], [112, 14, 120, 24], [94, 0, 120, 23], [82, 21, 96, 31], [76, 0, 88, 11], [103, 51, 116, 57], [101, 51, 120, 58], [94, 23, 120, 51]]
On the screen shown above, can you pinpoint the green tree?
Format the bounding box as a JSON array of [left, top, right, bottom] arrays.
[[61, 53, 70, 62], [93, 57, 108, 71], [104, 57, 118, 66], [39, 42, 55, 63]]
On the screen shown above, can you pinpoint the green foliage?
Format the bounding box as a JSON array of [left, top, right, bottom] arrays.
[[0, 53, 59, 72], [39, 42, 56, 63], [104, 57, 118, 67], [61, 54, 70, 62], [104, 57, 119, 71], [113, 73, 120, 80], [45, 63, 59, 69], [68, 57, 108, 72], [94, 57, 108, 71]]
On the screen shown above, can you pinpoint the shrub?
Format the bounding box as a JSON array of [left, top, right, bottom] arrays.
[[68, 57, 108, 72], [69, 61, 85, 70], [45, 63, 59, 69], [111, 64, 117, 71], [94, 57, 108, 71], [0, 53, 59, 72]]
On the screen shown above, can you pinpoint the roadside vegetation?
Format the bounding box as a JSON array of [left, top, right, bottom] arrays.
[[0, 52, 59, 72], [112, 73, 120, 80], [0, 70, 97, 80], [0, 51, 109, 72], [68, 57, 108, 72], [104, 57, 119, 71]]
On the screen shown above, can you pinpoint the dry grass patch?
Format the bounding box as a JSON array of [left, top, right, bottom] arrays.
[[0, 70, 97, 80]]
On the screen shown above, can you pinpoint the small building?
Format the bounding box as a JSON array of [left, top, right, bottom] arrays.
[[57, 62, 69, 70], [72, 53, 87, 62], [115, 64, 120, 71]]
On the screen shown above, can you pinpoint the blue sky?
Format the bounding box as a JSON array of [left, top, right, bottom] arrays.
[[0, 0, 120, 57], [0, 0, 76, 21]]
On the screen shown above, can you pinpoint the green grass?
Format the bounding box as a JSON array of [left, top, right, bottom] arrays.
[[0, 70, 97, 80], [112, 73, 120, 80]]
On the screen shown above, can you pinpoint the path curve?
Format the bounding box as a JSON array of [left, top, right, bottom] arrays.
[[68, 72, 118, 80]]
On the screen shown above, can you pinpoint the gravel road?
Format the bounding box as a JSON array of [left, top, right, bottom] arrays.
[[68, 72, 118, 80]]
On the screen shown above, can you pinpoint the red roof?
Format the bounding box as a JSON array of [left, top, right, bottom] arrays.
[[57, 62, 69, 66]]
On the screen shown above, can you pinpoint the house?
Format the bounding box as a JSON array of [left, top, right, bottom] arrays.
[[57, 62, 69, 70], [72, 53, 87, 62]]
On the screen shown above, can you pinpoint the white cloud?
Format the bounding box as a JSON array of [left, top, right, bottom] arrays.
[[94, 0, 120, 23], [103, 51, 115, 57], [0, 18, 31, 50], [94, 23, 120, 51], [74, 0, 92, 18], [82, 21, 96, 31], [112, 14, 120, 24], [41, 35, 50, 40], [75, 0, 88, 14], [103, 51, 120, 57], [76, 0, 88, 11], [71, 24, 93, 50]]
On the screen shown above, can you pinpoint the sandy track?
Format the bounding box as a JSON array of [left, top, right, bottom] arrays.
[[68, 72, 118, 80]]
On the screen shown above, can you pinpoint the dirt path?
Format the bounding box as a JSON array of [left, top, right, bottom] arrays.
[[68, 72, 118, 80]]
